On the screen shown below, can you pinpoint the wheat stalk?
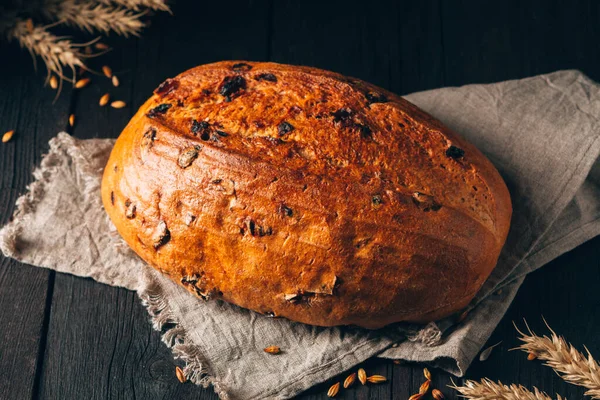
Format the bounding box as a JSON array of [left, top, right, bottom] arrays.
[[0, 0, 171, 92], [451, 378, 565, 400], [7, 18, 86, 85], [515, 320, 600, 399], [98, 0, 171, 12], [42, 0, 145, 37]]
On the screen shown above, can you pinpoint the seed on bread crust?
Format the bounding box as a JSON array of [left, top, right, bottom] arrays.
[[178, 146, 201, 168]]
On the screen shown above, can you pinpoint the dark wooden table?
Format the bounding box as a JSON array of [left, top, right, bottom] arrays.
[[1, 1, 599, 399]]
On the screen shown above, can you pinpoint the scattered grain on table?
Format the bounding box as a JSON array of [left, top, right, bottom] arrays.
[[2, 130, 15, 143], [111, 100, 126, 109]]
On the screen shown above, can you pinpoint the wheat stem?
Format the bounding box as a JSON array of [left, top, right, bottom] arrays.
[[451, 379, 565, 400], [97, 0, 171, 12], [42, 0, 145, 37], [515, 319, 600, 399]]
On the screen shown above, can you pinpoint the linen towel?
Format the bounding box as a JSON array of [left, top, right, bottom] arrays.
[[2, 70, 599, 400]]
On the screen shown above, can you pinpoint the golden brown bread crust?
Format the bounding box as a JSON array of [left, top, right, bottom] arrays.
[[101, 61, 512, 329]]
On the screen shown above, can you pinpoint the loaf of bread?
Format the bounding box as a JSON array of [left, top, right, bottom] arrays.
[[101, 61, 511, 329]]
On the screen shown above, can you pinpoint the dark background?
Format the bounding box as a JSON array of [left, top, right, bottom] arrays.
[[1, 1, 599, 399]]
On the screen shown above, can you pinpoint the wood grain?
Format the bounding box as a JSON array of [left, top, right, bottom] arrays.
[[440, 0, 600, 85], [0, 189, 51, 400], [0, 33, 74, 399]]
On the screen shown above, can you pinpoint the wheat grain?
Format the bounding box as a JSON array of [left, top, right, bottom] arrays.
[[42, 0, 145, 37], [102, 65, 113, 78], [100, 93, 110, 106], [419, 379, 431, 394], [515, 320, 600, 399], [75, 78, 90, 88], [451, 378, 565, 400], [343, 373, 356, 388], [98, 0, 171, 12], [175, 366, 186, 383], [327, 382, 339, 397], [2, 130, 15, 143], [424, 367, 432, 380], [358, 368, 367, 385], [111, 100, 126, 108], [263, 345, 280, 354], [366, 375, 387, 384], [112, 75, 120, 87]]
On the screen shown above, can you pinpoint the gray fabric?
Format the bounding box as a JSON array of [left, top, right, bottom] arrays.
[[380, 70, 600, 370], [1, 70, 600, 400]]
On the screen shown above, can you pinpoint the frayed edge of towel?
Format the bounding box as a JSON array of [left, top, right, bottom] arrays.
[[0, 134, 70, 257], [139, 277, 231, 400], [405, 322, 443, 347]]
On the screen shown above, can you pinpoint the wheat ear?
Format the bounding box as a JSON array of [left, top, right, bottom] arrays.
[[98, 0, 171, 12], [451, 378, 565, 400], [7, 18, 85, 85], [42, 0, 145, 37], [515, 319, 600, 399]]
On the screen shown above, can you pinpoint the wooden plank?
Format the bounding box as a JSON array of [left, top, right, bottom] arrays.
[[0, 34, 73, 399], [270, 1, 445, 95], [38, 1, 270, 399], [0, 189, 51, 400], [440, 0, 600, 85], [38, 275, 216, 399]]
